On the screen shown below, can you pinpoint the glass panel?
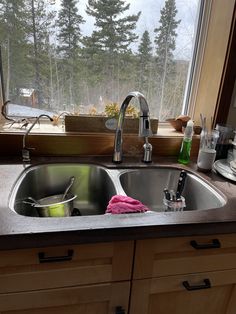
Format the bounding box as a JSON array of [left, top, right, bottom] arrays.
[[0, 0, 200, 123]]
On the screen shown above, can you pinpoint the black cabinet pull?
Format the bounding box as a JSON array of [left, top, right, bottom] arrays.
[[183, 279, 211, 291], [190, 239, 221, 249], [38, 249, 74, 263], [115, 306, 126, 314]]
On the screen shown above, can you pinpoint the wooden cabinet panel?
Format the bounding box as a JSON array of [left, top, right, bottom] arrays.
[[130, 269, 236, 314], [0, 241, 134, 293], [0, 282, 130, 314], [134, 234, 236, 279], [2, 233, 236, 314]]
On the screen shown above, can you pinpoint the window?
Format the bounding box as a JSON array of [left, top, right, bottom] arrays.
[[0, 0, 235, 133], [0, 0, 200, 126]]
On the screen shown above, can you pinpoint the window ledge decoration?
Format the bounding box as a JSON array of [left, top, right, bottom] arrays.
[[64, 115, 158, 134]]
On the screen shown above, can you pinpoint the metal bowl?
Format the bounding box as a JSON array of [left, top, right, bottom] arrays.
[[34, 193, 77, 217]]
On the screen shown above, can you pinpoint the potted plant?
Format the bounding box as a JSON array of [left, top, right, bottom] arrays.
[[64, 102, 158, 134]]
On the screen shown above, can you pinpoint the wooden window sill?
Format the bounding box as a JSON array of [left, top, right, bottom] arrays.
[[0, 122, 199, 158]]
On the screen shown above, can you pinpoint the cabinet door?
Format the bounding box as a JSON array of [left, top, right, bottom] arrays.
[[130, 269, 236, 314], [134, 234, 236, 279], [0, 282, 130, 314], [0, 241, 134, 293]]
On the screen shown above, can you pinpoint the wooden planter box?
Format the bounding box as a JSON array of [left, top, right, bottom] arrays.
[[65, 115, 158, 134]]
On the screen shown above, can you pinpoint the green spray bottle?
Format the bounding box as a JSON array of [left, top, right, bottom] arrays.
[[178, 120, 194, 164]]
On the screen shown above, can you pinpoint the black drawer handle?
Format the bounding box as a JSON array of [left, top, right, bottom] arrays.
[[115, 306, 126, 314], [38, 249, 74, 263], [190, 239, 221, 249], [183, 279, 211, 291]]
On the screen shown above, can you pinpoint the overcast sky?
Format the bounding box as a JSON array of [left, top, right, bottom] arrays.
[[54, 0, 200, 59]]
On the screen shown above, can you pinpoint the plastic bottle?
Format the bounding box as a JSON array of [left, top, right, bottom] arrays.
[[178, 120, 194, 164]]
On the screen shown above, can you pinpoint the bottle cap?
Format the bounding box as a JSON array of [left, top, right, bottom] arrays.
[[184, 120, 194, 139]]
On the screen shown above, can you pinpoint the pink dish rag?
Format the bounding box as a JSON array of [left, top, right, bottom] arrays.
[[106, 195, 149, 214]]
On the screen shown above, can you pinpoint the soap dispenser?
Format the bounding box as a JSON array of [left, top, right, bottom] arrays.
[[178, 119, 194, 164]]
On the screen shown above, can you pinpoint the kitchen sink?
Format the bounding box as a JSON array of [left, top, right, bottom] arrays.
[[9, 164, 226, 217], [119, 168, 226, 211], [10, 164, 117, 217]]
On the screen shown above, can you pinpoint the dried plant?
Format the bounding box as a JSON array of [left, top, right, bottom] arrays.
[[105, 102, 138, 118]]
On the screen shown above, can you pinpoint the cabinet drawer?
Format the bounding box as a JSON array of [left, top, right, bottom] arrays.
[[0, 241, 134, 293], [0, 281, 130, 314], [134, 234, 236, 279], [130, 269, 236, 314]]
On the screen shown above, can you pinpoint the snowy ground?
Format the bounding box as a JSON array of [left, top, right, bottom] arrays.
[[6, 103, 55, 117]]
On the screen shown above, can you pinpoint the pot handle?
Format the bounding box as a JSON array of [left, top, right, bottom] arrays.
[[23, 197, 37, 206]]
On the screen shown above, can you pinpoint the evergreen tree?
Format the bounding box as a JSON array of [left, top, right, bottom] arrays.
[[84, 0, 140, 103], [154, 0, 180, 118], [137, 30, 153, 96], [0, 0, 30, 100], [86, 0, 140, 53], [57, 0, 84, 59], [56, 0, 84, 107], [27, 0, 55, 106], [154, 0, 180, 76]]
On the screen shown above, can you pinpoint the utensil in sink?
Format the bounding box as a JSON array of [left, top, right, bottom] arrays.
[[23, 196, 40, 205], [176, 170, 187, 199], [62, 176, 75, 201], [23, 194, 77, 217], [36, 193, 77, 217], [163, 189, 186, 212], [22, 176, 76, 217], [163, 188, 171, 200]]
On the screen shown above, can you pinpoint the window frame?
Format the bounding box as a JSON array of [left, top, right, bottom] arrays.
[[0, 0, 235, 152], [214, 1, 236, 126], [187, 0, 236, 128]]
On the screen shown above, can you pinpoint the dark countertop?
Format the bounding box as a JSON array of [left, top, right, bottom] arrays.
[[0, 155, 236, 250]]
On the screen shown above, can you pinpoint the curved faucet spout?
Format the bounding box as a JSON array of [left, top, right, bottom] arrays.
[[120, 91, 150, 117], [113, 91, 153, 163], [22, 114, 53, 163]]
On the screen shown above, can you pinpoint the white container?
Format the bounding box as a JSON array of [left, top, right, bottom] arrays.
[[197, 130, 219, 172], [197, 148, 216, 172]]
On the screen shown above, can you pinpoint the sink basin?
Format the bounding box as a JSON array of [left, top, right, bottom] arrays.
[[10, 164, 117, 217], [9, 164, 226, 217], [119, 168, 226, 211]]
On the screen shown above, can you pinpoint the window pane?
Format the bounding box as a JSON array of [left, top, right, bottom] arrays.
[[0, 0, 200, 122]]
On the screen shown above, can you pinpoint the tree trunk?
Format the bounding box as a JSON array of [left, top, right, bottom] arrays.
[[31, 0, 42, 107], [55, 58, 60, 108], [48, 46, 54, 109], [6, 37, 10, 100]]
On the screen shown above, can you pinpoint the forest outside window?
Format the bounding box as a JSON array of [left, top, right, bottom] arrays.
[[0, 0, 231, 133]]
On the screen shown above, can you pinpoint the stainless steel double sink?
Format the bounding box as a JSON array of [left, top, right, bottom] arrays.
[[9, 163, 226, 217]]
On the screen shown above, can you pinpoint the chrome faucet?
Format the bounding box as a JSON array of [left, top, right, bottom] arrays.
[[113, 91, 153, 163], [22, 114, 53, 162]]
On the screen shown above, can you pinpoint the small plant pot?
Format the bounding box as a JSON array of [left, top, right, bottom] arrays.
[[65, 115, 158, 134]]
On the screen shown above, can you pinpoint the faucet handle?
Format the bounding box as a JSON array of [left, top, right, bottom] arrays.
[[143, 138, 152, 163]]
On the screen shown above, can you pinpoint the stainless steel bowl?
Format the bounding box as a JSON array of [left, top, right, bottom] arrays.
[[33, 193, 77, 217]]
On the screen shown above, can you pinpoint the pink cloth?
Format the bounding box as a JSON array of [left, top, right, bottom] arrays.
[[106, 195, 149, 214]]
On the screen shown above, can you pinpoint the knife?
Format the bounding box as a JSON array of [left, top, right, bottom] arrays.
[[163, 188, 171, 200], [176, 170, 187, 198]]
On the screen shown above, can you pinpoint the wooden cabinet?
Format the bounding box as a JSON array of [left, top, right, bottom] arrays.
[[2, 233, 236, 314], [130, 270, 236, 314], [0, 241, 134, 314], [0, 282, 130, 314], [130, 234, 236, 314], [133, 233, 236, 279]]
